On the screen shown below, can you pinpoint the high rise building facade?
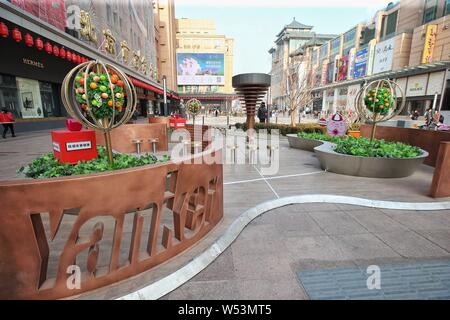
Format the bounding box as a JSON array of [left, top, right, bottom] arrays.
[[269, 18, 337, 109], [282, 0, 450, 123], [175, 18, 235, 112]]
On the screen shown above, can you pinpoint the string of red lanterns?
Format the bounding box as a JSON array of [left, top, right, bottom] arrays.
[[0, 19, 91, 65]]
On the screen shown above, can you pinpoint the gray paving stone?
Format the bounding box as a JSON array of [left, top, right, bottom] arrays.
[[284, 235, 351, 262], [375, 231, 450, 258], [162, 280, 241, 300], [346, 210, 408, 233], [235, 279, 308, 300], [308, 211, 368, 235], [332, 234, 401, 260]]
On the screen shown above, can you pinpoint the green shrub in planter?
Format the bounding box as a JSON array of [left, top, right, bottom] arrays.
[[18, 146, 171, 179], [234, 122, 325, 135], [334, 137, 422, 158], [297, 132, 345, 143]]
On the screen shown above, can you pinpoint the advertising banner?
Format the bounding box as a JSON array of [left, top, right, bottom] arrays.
[[367, 39, 377, 76], [354, 48, 367, 78], [347, 48, 356, 80], [321, 60, 329, 85], [372, 37, 395, 74], [346, 84, 360, 111], [177, 53, 225, 85], [337, 55, 348, 81], [327, 61, 335, 84], [406, 74, 428, 97], [422, 24, 437, 64]]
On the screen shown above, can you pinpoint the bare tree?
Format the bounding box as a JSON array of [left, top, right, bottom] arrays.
[[283, 54, 315, 127]]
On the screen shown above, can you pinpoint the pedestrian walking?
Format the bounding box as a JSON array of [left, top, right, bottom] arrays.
[[0, 108, 16, 139], [257, 102, 268, 123]]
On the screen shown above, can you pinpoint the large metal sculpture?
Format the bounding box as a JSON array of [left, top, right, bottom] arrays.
[[232, 73, 271, 132], [355, 79, 406, 140], [61, 60, 137, 165]]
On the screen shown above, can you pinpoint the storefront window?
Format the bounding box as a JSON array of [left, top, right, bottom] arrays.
[[319, 44, 328, 61], [0, 73, 64, 119], [330, 37, 341, 58], [39, 82, 60, 117]]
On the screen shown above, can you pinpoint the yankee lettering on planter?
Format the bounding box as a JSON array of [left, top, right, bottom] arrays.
[[0, 149, 224, 299]]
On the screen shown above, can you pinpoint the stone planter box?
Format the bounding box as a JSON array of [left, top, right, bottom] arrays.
[[315, 142, 429, 178], [286, 134, 323, 152], [0, 147, 223, 299]]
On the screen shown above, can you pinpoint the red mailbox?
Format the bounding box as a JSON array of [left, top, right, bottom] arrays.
[[51, 129, 98, 164]]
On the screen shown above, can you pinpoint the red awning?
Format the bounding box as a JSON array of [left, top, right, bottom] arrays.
[[130, 77, 164, 95]]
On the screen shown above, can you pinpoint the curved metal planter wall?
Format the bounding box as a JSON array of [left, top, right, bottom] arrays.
[[0, 149, 223, 299]]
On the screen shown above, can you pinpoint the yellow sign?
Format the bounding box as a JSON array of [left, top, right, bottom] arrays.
[[422, 24, 437, 64]]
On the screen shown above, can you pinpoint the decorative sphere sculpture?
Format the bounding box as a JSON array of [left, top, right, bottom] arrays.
[[186, 98, 202, 125], [61, 60, 137, 164], [355, 79, 405, 140]]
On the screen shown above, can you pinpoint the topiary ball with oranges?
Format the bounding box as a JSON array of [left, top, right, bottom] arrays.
[[364, 85, 393, 115], [74, 70, 126, 120]]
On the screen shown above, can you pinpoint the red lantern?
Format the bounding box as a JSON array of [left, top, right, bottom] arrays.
[[59, 47, 66, 59], [66, 51, 72, 61], [76, 55, 81, 64], [12, 28, 22, 42], [44, 41, 52, 54], [35, 37, 43, 50], [24, 33, 33, 47], [72, 53, 77, 63], [0, 22, 9, 38], [53, 45, 59, 57]]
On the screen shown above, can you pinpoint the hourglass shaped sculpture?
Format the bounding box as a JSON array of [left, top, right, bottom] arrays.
[[355, 79, 406, 141], [61, 60, 137, 165]]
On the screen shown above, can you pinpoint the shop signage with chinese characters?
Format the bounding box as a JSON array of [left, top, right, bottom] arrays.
[[22, 58, 44, 69], [372, 37, 395, 74]]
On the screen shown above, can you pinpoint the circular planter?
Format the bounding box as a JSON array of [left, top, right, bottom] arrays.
[[314, 142, 429, 178], [286, 134, 323, 152]]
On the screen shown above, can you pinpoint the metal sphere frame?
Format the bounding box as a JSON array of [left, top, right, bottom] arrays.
[[355, 79, 406, 140], [61, 60, 137, 164], [186, 98, 202, 126]]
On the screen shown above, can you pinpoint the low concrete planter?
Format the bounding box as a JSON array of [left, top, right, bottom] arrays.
[[286, 134, 323, 152], [315, 142, 429, 178]]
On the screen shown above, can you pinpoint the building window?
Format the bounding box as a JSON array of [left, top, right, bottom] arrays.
[[360, 24, 376, 47], [423, 0, 438, 23], [330, 37, 341, 59], [319, 43, 328, 61], [311, 49, 318, 65], [385, 11, 398, 38], [445, 0, 450, 15]]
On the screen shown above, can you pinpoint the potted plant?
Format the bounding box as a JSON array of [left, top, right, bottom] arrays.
[[347, 122, 361, 138]]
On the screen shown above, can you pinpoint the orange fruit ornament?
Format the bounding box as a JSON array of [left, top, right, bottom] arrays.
[[90, 82, 97, 90]]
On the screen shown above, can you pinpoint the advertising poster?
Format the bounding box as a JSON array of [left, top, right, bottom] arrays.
[[354, 48, 368, 78], [321, 60, 328, 85], [337, 55, 348, 81], [372, 37, 395, 74], [347, 48, 356, 80], [327, 61, 335, 84], [346, 84, 361, 111], [177, 53, 225, 85], [366, 39, 377, 76], [16, 77, 44, 119], [422, 24, 437, 64]]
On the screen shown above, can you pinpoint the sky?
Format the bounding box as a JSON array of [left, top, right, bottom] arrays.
[[175, 0, 390, 75]]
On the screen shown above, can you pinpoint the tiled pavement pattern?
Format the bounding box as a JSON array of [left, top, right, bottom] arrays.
[[162, 204, 450, 300], [298, 260, 450, 300], [1, 127, 450, 299]]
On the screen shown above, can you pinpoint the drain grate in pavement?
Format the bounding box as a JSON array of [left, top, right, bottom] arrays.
[[298, 260, 450, 300]]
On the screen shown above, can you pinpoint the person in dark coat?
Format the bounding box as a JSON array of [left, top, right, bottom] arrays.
[[257, 102, 268, 123]]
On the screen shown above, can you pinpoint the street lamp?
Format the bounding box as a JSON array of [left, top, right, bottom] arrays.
[[163, 76, 168, 116]]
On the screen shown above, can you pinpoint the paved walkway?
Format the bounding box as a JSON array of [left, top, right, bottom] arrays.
[[1, 127, 449, 300]]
